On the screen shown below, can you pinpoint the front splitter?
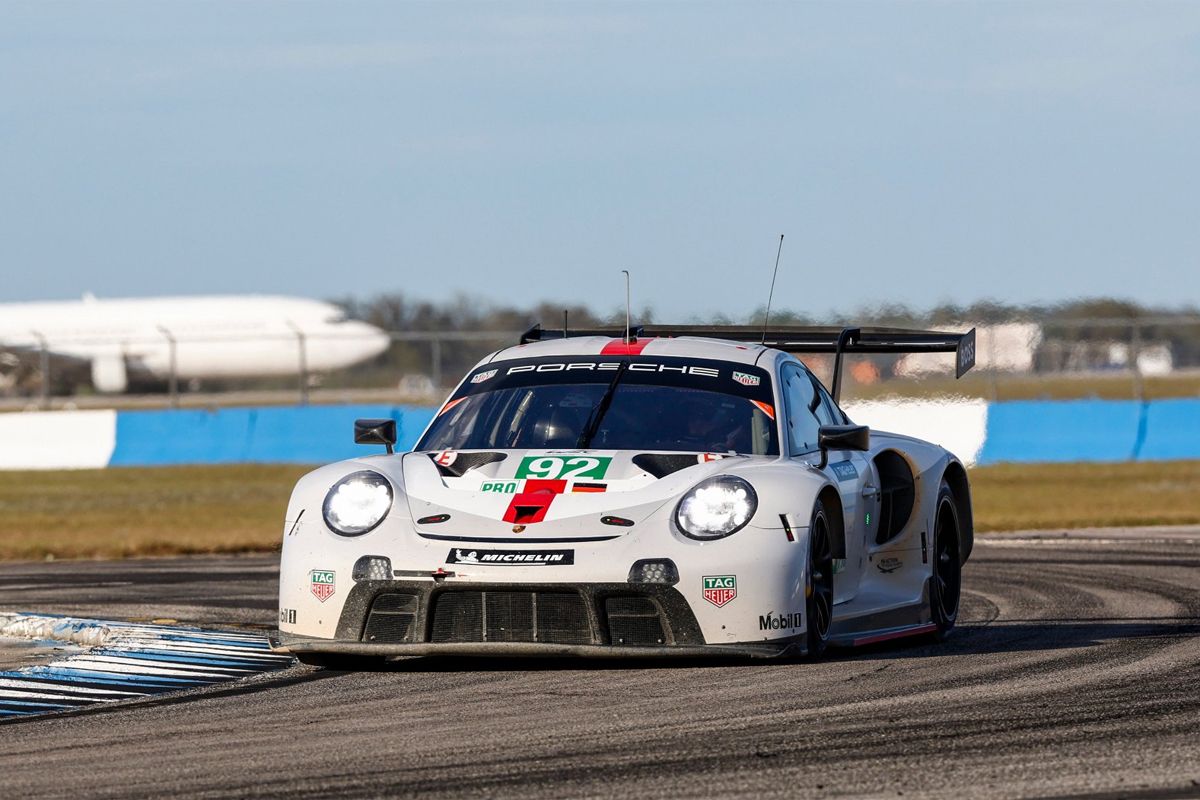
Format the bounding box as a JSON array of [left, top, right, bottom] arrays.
[[272, 631, 804, 660]]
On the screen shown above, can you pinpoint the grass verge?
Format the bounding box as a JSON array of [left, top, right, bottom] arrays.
[[970, 460, 1200, 532], [1, 461, 1199, 560], [0, 465, 310, 561]]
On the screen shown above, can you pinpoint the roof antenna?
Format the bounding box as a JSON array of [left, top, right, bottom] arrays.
[[621, 270, 632, 343], [563, 309, 569, 338], [761, 234, 784, 344]]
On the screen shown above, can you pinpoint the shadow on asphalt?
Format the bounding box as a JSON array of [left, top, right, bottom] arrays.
[[0, 666, 340, 726], [311, 615, 1200, 674], [833, 616, 1200, 662]]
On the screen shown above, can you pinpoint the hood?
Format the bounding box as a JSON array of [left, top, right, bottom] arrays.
[[402, 449, 751, 541]]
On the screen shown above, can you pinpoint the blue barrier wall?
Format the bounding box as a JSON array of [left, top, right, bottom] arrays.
[[79, 397, 1200, 468], [109, 405, 436, 466], [1138, 398, 1200, 462], [977, 399, 1145, 464]]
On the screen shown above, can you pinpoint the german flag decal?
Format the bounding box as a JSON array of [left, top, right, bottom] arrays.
[[571, 482, 607, 493]]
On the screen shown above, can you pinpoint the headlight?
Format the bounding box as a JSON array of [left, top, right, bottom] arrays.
[[322, 471, 393, 536], [675, 475, 757, 540]]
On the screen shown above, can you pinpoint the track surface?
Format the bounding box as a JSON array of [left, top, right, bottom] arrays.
[[1, 532, 1198, 799]]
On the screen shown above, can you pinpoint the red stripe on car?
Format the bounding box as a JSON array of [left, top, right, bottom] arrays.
[[851, 623, 939, 647], [502, 479, 567, 525], [438, 397, 467, 417], [600, 338, 651, 355]]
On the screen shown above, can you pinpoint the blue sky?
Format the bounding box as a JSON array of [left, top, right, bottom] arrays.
[[2, 2, 1197, 319]]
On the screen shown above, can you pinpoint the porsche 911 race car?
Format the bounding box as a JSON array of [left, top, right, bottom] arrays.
[[273, 324, 976, 663]]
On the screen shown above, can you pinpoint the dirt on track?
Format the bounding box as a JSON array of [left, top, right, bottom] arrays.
[[1, 530, 1198, 799]]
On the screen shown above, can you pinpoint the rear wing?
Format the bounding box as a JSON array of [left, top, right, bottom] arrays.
[[520, 324, 976, 402]]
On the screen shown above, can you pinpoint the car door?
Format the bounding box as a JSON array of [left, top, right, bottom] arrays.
[[809, 374, 879, 604], [780, 362, 874, 605]]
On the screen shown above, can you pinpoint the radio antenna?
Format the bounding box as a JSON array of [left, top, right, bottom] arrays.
[[621, 270, 632, 343], [761, 234, 784, 344], [563, 309, 569, 338]]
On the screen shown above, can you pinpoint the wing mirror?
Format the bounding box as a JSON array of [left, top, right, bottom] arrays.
[[816, 424, 869, 468], [355, 418, 397, 454]]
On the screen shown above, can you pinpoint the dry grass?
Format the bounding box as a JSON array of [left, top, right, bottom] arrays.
[[0, 465, 310, 561], [970, 460, 1200, 532], [1, 461, 1198, 561]]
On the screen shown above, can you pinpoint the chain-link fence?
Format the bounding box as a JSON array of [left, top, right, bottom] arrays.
[[835, 316, 1200, 404], [3, 317, 1199, 410]]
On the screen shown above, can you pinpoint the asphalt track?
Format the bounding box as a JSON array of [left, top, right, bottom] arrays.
[[0, 530, 1198, 799]]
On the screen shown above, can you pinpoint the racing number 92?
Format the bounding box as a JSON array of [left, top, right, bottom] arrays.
[[515, 456, 612, 480]]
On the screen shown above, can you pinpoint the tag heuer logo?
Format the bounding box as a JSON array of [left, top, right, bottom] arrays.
[[732, 371, 760, 387], [310, 570, 336, 603], [702, 575, 737, 607]]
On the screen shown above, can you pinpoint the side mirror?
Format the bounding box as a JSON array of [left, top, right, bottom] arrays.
[[818, 424, 870, 452], [355, 418, 397, 454]]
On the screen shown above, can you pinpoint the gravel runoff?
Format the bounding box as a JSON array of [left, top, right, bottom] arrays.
[[0, 530, 1197, 799]]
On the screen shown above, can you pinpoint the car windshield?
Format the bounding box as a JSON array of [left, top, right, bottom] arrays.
[[417, 356, 779, 456]]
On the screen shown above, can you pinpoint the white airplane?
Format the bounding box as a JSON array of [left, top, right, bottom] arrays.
[[0, 294, 391, 393]]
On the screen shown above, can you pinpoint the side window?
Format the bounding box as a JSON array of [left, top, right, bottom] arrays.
[[810, 376, 842, 427], [781, 364, 820, 454]]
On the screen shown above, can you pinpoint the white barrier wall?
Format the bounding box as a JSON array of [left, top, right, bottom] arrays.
[[0, 410, 117, 470], [843, 399, 988, 466]]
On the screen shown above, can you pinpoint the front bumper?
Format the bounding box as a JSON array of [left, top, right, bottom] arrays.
[[272, 579, 804, 660], [273, 636, 797, 659]]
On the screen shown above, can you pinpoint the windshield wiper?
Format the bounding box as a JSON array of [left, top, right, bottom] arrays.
[[577, 361, 628, 448]]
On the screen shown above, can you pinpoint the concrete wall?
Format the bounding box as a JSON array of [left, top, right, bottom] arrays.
[[0, 409, 117, 470]]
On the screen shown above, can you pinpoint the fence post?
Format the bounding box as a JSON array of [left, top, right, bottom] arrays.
[[1131, 320, 1144, 402], [431, 337, 442, 391], [157, 325, 179, 408], [31, 330, 50, 410], [286, 322, 309, 405], [986, 325, 999, 401]]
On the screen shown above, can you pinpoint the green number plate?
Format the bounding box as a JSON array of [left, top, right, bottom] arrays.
[[515, 455, 612, 480]]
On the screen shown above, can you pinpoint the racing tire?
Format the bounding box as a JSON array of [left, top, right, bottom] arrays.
[[929, 479, 962, 640], [806, 499, 835, 658]]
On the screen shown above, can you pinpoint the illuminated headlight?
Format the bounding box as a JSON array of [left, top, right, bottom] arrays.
[[322, 471, 393, 536], [675, 476, 757, 540]]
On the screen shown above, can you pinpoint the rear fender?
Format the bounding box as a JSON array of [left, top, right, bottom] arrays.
[[941, 459, 974, 564]]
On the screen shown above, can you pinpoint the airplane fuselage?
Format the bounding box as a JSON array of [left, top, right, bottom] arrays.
[[0, 295, 391, 392]]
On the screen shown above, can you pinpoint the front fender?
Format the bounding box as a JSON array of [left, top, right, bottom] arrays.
[[279, 455, 412, 636], [717, 460, 834, 536]]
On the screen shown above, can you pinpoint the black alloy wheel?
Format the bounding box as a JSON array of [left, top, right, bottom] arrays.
[[930, 479, 962, 638], [807, 500, 835, 657]]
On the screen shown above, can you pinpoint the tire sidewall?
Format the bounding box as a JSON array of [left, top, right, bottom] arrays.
[[930, 480, 962, 636], [807, 501, 832, 658]]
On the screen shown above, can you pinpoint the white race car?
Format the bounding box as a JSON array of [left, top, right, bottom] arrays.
[[274, 325, 976, 664]]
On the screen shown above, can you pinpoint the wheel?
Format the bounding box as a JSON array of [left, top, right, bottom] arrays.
[[806, 499, 835, 658], [929, 479, 962, 638]]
